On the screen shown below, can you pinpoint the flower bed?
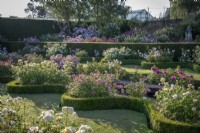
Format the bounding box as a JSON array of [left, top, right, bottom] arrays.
[[7, 80, 65, 94], [61, 95, 200, 133]]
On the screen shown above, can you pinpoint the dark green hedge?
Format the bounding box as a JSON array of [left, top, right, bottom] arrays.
[[0, 18, 60, 41], [3, 42, 200, 61], [79, 57, 102, 63], [61, 95, 200, 133], [141, 61, 193, 69], [120, 59, 143, 65], [0, 76, 13, 83], [7, 80, 65, 94]]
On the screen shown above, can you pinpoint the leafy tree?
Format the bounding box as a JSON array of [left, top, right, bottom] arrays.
[[24, 0, 47, 18], [170, 0, 200, 19]]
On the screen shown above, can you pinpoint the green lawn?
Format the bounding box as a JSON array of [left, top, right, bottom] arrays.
[[78, 109, 150, 133]]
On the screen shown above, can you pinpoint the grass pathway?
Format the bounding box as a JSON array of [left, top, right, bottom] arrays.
[[78, 109, 149, 133]]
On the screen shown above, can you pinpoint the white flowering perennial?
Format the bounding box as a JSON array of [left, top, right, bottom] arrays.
[[156, 82, 200, 124], [28, 126, 39, 133], [62, 106, 77, 116]]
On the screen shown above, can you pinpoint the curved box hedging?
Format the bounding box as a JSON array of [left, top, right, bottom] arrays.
[[61, 94, 200, 133], [7, 80, 65, 94], [141, 61, 193, 69]]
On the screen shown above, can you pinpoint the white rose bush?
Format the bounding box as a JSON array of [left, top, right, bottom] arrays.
[[0, 96, 93, 133], [155, 79, 200, 125]]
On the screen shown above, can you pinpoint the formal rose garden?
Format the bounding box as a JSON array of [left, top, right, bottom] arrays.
[[0, 40, 200, 133]]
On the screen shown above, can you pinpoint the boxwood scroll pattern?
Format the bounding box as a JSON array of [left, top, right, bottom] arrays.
[[61, 95, 200, 133]]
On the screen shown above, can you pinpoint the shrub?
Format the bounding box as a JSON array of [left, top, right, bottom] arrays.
[[21, 45, 44, 55], [124, 82, 148, 97], [146, 47, 175, 62], [67, 71, 115, 98], [193, 64, 200, 73], [45, 43, 67, 57], [195, 35, 200, 42], [50, 54, 81, 74], [0, 54, 9, 61], [0, 59, 12, 76], [12, 60, 71, 85], [155, 82, 200, 124], [103, 47, 141, 61], [179, 48, 193, 63], [84, 59, 126, 79], [124, 32, 156, 43], [156, 34, 170, 42], [154, 27, 175, 42], [24, 53, 44, 63], [102, 23, 120, 38], [147, 66, 193, 87], [72, 25, 100, 39], [75, 50, 88, 57], [193, 45, 200, 65]]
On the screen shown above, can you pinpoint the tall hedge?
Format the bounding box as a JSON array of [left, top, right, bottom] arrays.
[[0, 18, 60, 41]]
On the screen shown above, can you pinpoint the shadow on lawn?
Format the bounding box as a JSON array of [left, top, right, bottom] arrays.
[[77, 109, 150, 133], [10, 94, 61, 111]]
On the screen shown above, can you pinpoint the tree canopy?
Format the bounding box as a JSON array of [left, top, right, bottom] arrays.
[[24, 0, 130, 27]]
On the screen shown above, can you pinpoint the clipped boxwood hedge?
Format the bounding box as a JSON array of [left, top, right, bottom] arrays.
[[0, 76, 13, 83], [79, 57, 102, 63], [61, 94, 200, 133], [141, 61, 193, 69], [120, 59, 143, 65], [7, 80, 65, 94]]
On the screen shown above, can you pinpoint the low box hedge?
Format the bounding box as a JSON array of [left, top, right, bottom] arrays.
[[120, 59, 143, 65], [193, 64, 200, 73], [141, 61, 193, 69], [61, 94, 200, 133], [7, 80, 65, 94], [79, 57, 102, 63], [0, 76, 13, 83]]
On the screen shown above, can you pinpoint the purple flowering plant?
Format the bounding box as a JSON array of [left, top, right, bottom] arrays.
[[148, 66, 193, 87], [72, 25, 101, 39], [50, 54, 81, 74], [66, 71, 116, 98]]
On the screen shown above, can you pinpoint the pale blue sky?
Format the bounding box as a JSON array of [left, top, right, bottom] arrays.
[[0, 0, 170, 18]]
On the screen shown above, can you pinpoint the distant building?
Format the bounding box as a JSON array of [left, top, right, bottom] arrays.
[[126, 9, 154, 21]]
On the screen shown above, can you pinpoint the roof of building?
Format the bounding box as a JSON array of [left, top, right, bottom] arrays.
[[127, 9, 154, 19]]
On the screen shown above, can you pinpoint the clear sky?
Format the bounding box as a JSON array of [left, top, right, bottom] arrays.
[[0, 0, 170, 18]]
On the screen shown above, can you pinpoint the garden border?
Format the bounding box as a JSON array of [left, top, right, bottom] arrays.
[[61, 94, 200, 133], [7, 80, 65, 94]]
